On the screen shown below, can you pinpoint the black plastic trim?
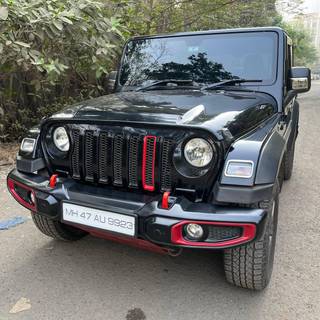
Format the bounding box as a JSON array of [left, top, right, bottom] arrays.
[[213, 182, 274, 204], [16, 156, 46, 173], [7, 169, 268, 250]]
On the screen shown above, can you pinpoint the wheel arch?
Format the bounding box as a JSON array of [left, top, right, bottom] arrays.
[[255, 130, 286, 185]]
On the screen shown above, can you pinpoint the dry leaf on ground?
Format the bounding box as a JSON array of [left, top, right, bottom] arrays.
[[9, 297, 31, 314]]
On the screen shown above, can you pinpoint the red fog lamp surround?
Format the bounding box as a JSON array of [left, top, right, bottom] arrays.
[[7, 178, 37, 211], [171, 221, 256, 247]]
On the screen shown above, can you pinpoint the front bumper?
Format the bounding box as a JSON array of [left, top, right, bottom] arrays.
[[7, 169, 268, 250]]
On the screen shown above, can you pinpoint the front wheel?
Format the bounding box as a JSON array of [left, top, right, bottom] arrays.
[[223, 195, 279, 290], [31, 212, 87, 241]]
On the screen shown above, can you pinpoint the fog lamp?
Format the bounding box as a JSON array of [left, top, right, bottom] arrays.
[[185, 223, 204, 240], [29, 192, 36, 205]]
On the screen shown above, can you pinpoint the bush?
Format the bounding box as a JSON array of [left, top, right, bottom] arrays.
[[0, 0, 124, 141]]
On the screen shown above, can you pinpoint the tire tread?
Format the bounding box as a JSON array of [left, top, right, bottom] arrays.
[[31, 213, 86, 241], [224, 196, 279, 290]]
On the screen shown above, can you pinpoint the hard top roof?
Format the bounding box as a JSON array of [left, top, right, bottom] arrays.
[[131, 26, 287, 41]]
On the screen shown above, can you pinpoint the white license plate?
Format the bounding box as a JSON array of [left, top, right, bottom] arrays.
[[62, 203, 136, 237]]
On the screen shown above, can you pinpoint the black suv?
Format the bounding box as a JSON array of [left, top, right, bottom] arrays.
[[7, 27, 311, 290]]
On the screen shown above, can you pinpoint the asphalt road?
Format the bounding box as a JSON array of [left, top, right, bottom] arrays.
[[0, 82, 319, 320]]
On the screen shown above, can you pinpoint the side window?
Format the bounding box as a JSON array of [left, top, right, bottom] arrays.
[[288, 44, 293, 68], [285, 38, 293, 90]]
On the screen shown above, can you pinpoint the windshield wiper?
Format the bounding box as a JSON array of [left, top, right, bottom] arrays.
[[201, 79, 263, 91], [135, 79, 198, 92]]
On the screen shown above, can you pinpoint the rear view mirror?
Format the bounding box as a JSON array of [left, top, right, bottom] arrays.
[[289, 67, 311, 93], [106, 71, 118, 93]]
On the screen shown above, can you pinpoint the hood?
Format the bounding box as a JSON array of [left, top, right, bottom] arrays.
[[51, 89, 277, 140]]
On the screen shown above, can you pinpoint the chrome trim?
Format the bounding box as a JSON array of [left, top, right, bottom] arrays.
[[290, 77, 309, 90]]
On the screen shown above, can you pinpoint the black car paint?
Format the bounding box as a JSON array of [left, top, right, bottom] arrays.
[[9, 27, 300, 250], [51, 89, 277, 141]]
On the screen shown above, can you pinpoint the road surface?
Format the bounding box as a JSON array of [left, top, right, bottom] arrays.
[[0, 82, 319, 320]]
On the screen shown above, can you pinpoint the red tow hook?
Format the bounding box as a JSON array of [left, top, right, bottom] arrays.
[[49, 174, 59, 188], [162, 191, 171, 209]]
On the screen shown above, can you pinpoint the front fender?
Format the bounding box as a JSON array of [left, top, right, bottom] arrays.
[[213, 114, 288, 204], [220, 114, 283, 187]]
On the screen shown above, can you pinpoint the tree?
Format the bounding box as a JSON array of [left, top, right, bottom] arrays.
[[0, 0, 123, 141], [278, 20, 318, 66], [106, 0, 280, 35]]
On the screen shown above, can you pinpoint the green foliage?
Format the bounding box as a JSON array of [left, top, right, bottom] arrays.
[[107, 0, 279, 35], [279, 20, 319, 67], [0, 0, 318, 141], [111, 0, 318, 69], [0, 0, 124, 141]]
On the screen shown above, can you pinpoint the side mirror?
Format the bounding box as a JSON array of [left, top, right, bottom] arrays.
[[289, 67, 311, 93], [106, 71, 118, 93]]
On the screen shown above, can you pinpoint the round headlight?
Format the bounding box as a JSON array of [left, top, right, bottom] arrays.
[[53, 127, 70, 152], [184, 138, 213, 167]]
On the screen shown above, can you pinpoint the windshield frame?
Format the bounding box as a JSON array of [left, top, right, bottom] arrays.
[[116, 30, 279, 91]]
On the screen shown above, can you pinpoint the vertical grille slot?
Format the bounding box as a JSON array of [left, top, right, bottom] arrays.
[[98, 132, 112, 184], [71, 130, 81, 180], [84, 131, 95, 182], [113, 135, 124, 186], [128, 135, 140, 188], [142, 136, 156, 191], [161, 139, 173, 191]]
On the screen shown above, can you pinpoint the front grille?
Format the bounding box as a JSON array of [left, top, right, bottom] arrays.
[[98, 132, 112, 184], [128, 136, 140, 188], [113, 135, 124, 186], [70, 129, 174, 192], [142, 136, 156, 191], [207, 226, 242, 242], [161, 139, 174, 191], [84, 131, 94, 182], [71, 130, 81, 180]]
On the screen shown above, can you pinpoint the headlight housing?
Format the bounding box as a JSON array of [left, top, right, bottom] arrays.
[[184, 138, 213, 167], [53, 127, 70, 152]]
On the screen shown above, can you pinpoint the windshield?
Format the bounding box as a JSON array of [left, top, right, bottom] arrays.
[[119, 31, 278, 89]]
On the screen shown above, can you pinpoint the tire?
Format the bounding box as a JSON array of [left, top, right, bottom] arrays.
[[283, 140, 295, 180], [224, 194, 279, 290], [31, 212, 87, 241]]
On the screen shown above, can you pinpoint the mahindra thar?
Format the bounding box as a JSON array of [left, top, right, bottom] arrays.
[[7, 27, 311, 290]]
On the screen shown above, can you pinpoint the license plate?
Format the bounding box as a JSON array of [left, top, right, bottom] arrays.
[[62, 203, 136, 237]]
